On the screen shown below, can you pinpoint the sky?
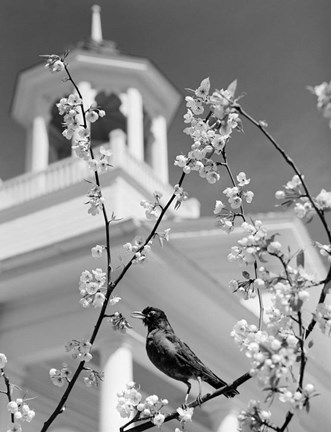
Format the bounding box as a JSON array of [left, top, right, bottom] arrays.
[[0, 0, 331, 240]]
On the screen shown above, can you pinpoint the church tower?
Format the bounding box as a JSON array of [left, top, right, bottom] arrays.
[[6, 5, 199, 219]]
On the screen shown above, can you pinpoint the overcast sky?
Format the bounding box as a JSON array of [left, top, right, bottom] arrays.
[[1, 0, 330, 239]]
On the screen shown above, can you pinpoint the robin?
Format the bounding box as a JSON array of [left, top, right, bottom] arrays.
[[131, 306, 239, 403]]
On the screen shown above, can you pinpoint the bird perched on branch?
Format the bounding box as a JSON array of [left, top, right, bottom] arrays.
[[131, 306, 239, 403]]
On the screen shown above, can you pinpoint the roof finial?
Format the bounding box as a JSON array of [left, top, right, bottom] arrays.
[[91, 5, 103, 44]]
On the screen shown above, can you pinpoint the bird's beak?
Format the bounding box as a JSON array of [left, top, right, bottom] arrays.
[[131, 311, 145, 320]]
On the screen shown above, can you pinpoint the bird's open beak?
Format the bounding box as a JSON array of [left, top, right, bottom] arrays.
[[131, 311, 145, 320]]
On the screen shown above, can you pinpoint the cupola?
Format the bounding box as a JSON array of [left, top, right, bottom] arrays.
[[11, 5, 181, 185]]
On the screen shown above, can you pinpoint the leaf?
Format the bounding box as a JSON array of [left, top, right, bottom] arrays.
[[305, 400, 310, 413], [174, 200, 182, 210], [157, 234, 164, 248], [259, 255, 269, 263], [227, 79, 237, 97], [297, 249, 305, 268]]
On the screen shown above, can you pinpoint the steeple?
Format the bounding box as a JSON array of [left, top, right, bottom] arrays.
[[91, 5, 103, 44]]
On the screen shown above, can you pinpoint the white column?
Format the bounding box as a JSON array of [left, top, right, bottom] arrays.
[[109, 129, 126, 166], [151, 115, 169, 183], [100, 342, 133, 432], [126, 88, 144, 161], [26, 114, 50, 172], [217, 411, 239, 432]]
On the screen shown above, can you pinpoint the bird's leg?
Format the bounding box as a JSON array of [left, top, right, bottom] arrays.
[[183, 381, 192, 407], [196, 376, 203, 405]]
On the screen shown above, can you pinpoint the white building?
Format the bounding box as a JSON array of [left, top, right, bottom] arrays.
[[0, 6, 330, 432]]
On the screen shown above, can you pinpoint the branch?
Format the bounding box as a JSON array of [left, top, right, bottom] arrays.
[[122, 372, 251, 432], [305, 263, 331, 339], [234, 104, 331, 244]]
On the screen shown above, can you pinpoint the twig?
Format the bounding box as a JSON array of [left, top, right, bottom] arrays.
[[1, 369, 14, 423], [253, 260, 264, 331]]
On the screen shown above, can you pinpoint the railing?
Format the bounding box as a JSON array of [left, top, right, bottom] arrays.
[[0, 141, 174, 211], [0, 155, 91, 210]]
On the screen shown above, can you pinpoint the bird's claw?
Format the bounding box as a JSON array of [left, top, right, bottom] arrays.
[[195, 395, 203, 406]]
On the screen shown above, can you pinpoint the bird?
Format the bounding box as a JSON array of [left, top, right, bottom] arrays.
[[131, 306, 239, 404]]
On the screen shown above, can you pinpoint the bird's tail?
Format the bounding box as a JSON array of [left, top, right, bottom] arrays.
[[204, 373, 239, 398]]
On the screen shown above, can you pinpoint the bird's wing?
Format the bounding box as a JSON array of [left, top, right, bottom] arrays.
[[165, 332, 218, 378]]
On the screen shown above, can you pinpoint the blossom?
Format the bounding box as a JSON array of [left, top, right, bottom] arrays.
[[238, 400, 271, 432], [314, 241, 331, 262], [177, 79, 242, 181], [157, 228, 171, 247], [91, 245, 104, 258], [308, 81, 331, 126], [140, 194, 162, 220], [116, 383, 168, 422], [86, 109, 99, 123], [174, 155, 188, 168], [227, 220, 268, 265], [278, 388, 312, 410], [174, 184, 188, 209], [65, 339, 93, 362], [214, 200, 225, 214], [152, 413, 165, 427], [109, 296, 121, 306], [217, 218, 234, 233], [237, 172, 250, 187], [83, 369, 104, 387], [231, 316, 300, 387], [293, 200, 314, 221], [42, 54, 65, 73], [49, 364, 71, 387], [177, 407, 194, 423], [229, 195, 242, 209], [244, 190, 254, 204], [267, 241, 282, 254], [314, 303, 331, 334], [123, 237, 153, 265], [108, 312, 132, 333], [286, 175, 302, 189], [275, 190, 286, 200], [86, 185, 105, 216], [7, 399, 35, 424], [0, 353, 7, 368], [79, 268, 106, 308], [195, 77, 210, 100], [315, 189, 331, 210]]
